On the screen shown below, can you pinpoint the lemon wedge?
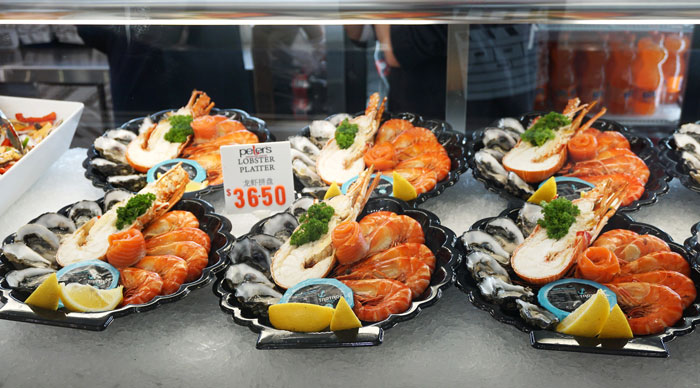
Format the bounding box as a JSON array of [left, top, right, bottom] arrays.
[[598, 304, 633, 339], [24, 273, 60, 310], [330, 297, 362, 331], [392, 171, 417, 201], [269, 303, 334, 332], [556, 289, 611, 337], [59, 283, 123, 312], [185, 180, 208, 192], [528, 177, 557, 204], [324, 182, 342, 200]]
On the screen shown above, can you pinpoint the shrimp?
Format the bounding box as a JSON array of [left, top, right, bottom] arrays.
[[396, 141, 447, 162], [135, 255, 189, 295], [564, 154, 650, 185], [341, 279, 413, 322], [619, 251, 691, 277], [106, 228, 146, 268], [337, 257, 432, 298], [394, 152, 451, 181], [143, 211, 199, 239], [375, 119, 413, 144], [391, 127, 439, 154], [392, 167, 439, 195], [593, 229, 640, 259], [575, 246, 620, 283], [594, 147, 637, 160], [146, 241, 209, 282], [120, 267, 163, 306], [359, 211, 425, 257], [333, 242, 436, 276], [331, 220, 369, 266], [614, 271, 696, 309], [145, 227, 211, 253], [605, 282, 683, 335], [577, 173, 645, 207], [596, 131, 630, 152], [620, 235, 671, 262]]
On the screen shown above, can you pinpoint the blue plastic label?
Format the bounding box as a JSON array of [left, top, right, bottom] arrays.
[[56, 260, 120, 290], [341, 174, 393, 197], [537, 279, 617, 321], [280, 278, 354, 308], [147, 158, 207, 183]]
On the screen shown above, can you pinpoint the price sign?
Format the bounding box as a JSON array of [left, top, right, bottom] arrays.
[[220, 141, 295, 214]]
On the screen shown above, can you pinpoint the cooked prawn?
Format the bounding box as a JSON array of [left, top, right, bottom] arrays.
[[143, 211, 199, 239], [375, 119, 413, 144], [333, 242, 436, 276], [120, 267, 163, 306], [135, 255, 189, 295], [106, 228, 146, 268], [396, 141, 446, 161], [341, 279, 413, 322], [594, 147, 637, 160], [145, 227, 211, 253], [614, 271, 696, 309], [392, 167, 439, 195], [605, 282, 683, 335], [359, 211, 425, 257], [391, 127, 439, 153], [620, 235, 671, 262], [619, 251, 690, 277], [337, 257, 432, 298], [593, 229, 640, 259], [394, 152, 451, 181], [596, 131, 630, 152], [564, 154, 650, 185], [146, 241, 209, 282], [577, 173, 645, 207]]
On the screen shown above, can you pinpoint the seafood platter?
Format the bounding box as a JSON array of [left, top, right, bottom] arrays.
[[0, 95, 84, 215], [467, 98, 669, 212], [291, 92, 467, 204], [0, 165, 234, 330], [455, 179, 700, 357], [214, 169, 458, 348], [658, 122, 700, 194], [83, 90, 274, 197]]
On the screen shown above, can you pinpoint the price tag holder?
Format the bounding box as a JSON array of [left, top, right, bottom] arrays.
[[220, 141, 295, 214]]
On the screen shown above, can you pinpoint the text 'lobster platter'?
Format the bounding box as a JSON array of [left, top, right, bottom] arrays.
[[455, 178, 700, 357], [0, 165, 234, 330], [468, 98, 669, 212], [214, 169, 459, 348]]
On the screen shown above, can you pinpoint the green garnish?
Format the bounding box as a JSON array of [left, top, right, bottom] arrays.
[[521, 112, 571, 146], [537, 198, 580, 240], [290, 203, 335, 246], [164, 115, 193, 143], [21, 137, 29, 148], [115, 193, 156, 229], [335, 119, 359, 149]]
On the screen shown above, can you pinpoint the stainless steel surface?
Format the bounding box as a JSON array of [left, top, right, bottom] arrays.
[[1, 148, 700, 387], [4, 1, 700, 24], [445, 24, 469, 133]]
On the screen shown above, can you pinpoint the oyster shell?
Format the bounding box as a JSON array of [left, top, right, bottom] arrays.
[[230, 236, 272, 275], [515, 299, 559, 330], [460, 230, 510, 266], [16, 224, 60, 262], [483, 128, 517, 151], [478, 276, 534, 305], [289, 136, 320, 161], [260, 212, 299, 240], [474, 150, 508, 186], [103, 189, 132, 212], [107, 174, 147, 192], [2, 242, 55, 269], [94, 136, 128, 164], [292, 159, 323, 188], [250, 234, 284, 254], [225, 263, 275, 288], [34, 213, 76, 237], [235, 282, 283, 317], [484, 217, 524, 254], [505, 171, 534, 198], [465, 251, 510, 283], [517, 203, 543, 236], [6, 267, 56, 293], [289, 196, 315, 220], [68, 200, 102, 228], [674, 133, 700, 154], [497, 117, 525, 134], [90, 158, 135, 177], [104, 129, 137, 144]]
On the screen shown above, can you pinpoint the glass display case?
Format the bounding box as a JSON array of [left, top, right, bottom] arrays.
[[2, 2, 700, 386]]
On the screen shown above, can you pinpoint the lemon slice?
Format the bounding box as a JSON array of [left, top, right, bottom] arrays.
[[324, 182, 342, 200], [59, 283, 123, 312], [528, 177, 557, 204], [185, 180, 208, 192], [598, 304, 633, 339], [330, 297, 362, 331], [24, 273, 60, 310], [392, 171, 417, 201], [556, 289, 611, 337], [269, 303, 334, 332]]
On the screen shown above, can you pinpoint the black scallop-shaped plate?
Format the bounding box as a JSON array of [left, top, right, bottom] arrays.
[[0, 197, 234, 331], [83, 108, 275, 198], [213, 196, 459, 349], [295, 112, 468, 206], [467, 112, 670, 213], [455, 206, 700, 357], [658, 125, 700, 194], [685, 221, 700, 262]]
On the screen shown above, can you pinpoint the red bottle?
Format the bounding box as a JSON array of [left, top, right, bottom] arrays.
[[576, 32, 608, 105], [606, 32, 636, 114], [631, 34, 668, 115], [549, 33, 577, 112], [662, 32, 689, 104]]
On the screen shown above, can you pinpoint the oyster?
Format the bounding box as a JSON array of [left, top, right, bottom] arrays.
[[289, 196, 315, 220], [679, 123, 700, 137], [94, 136, 128, 164], [250, 234, 284, 254], [484, 217, 524, 254], [90, 158, 135, 177], [465, 251, 510, 283], [482, 128, 517, 151], [478, 276, 534, 305], [34, 213, 76, 237], [328, 114, 352, 126], [460, 230, 510, 266], [235, 282, 283, 316], [505, 171, 534, 198], [103, 189, 132, 212], [225, 263, 275, 288], [289, 136, 321, 161], [309, 120, 336, 146], [474, 150, 508, 186], [480, 147, 506, 163], [291, 149, 316, 167], [515, 299, 559, 330], [516, 203, 543, 236], [68, 200, 103, 228], [104, 129, 137, 144], [107, 174, 147, 192], [674, 133, 700, 154], [292, 159, 324, 188], [2, 242, 55, 269], [6, 267, 56, 293], [230, 236, 272, 275], [682, 151, 700, 170], [16, 224, 60, 262], [497, 117, 525, 134], [260, 212, 299, 240]]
